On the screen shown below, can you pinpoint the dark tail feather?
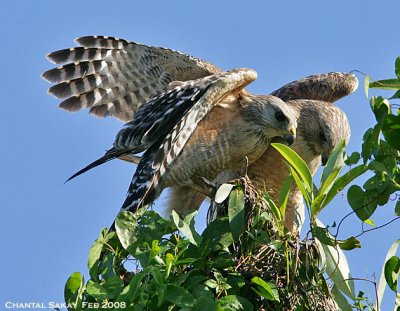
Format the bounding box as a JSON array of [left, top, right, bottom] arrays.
[[65, 148, 134, 183]]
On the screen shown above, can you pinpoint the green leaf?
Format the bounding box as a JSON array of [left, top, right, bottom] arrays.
[[319, 140, 346, 196], [338, 236, 362, 250], [385, 256, 400, 293], [361, 128, 373, 162], [116, 272, 145, 304], [262, 194, 282, 222], [345, 151, 360, 165], [331, 286, 353, 311], [165, 284, 196, 308], [368, 160, 387, 173], [135, 247, 153, 269], [165, 253, 174, 278], [103, 230, 121, 249], [150, 266, 164, 286], [228, 188, 246, 241], [86, 276, 124, 299], [370, 96, 390, 123], [278, 175, 293, 218], [204, 279, 219, 289], [64, 272, 84, 311], [311, 194, 326, 218], [156, 284, 166, 308], [193, 296, 219, 311], [200, 217, 234, 254], [364, 75, 370, 98], [362, 125, 381, 162], [312, 226, 336, 246], [382, 114, 400, 150], [227, 276, 246, 293], [85, 282, 106, 299], [322, 242, 355, 299], [214, 183, 235, 203], [288, 165, 311, 207], [370, 78, 400, 90], [87, 230, 107, 281], [272, 143, 313, 193], [217, 295, 254, 311], [171, 210, 202, 246], [115, 210, 141, 251], [116, 210, 173, 254], [395, 57, 400, 80], [314, 238, 327, 271], [135, 240, 162, 268], [315, 219, 355, 299], [251, 277, 279, 301], [390, 89, 400, 99], [104, 275, 124, 297], [99, 252, 116, 280], [316, 164, 368, 213], [371, 124, 382, 156], [396, 200, 400, 216], [347, 185, 378, 221], [191, 284, 215, 300], [364, 218, 375, 226], [176, 270, 201, 287], [377, 240, 400, 308]]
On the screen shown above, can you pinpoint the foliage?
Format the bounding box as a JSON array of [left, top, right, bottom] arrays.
[[66, 180, 338, 310], [65, 58, 400, 310]]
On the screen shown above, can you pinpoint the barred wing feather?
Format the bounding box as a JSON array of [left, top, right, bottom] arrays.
[[42, 35, 221, 121], [271, 72, 358, 103], [118, 68, 257, 214]]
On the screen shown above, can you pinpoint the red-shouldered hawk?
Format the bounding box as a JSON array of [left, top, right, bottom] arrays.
[[42, 36, 297, 229], [169, 73, 358, 233]]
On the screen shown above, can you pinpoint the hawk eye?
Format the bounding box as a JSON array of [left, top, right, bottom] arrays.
[[319, 130, 327, 142], [275, 110, 286, 122]]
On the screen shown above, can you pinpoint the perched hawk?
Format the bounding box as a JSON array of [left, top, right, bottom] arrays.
[[43, 36, 297, 228], [169, 73, 358, 233]]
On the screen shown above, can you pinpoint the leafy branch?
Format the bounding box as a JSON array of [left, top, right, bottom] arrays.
[[63, 57, 400, 311]]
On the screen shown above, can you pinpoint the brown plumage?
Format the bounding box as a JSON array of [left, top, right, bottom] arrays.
[[168, 73, 357, 233], [43, 37, 297, 228], [43, 36, 221, 121], [43, 36, 357, 233]]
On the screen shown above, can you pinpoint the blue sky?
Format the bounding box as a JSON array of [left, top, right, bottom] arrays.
[[1, 0, 399, 309]]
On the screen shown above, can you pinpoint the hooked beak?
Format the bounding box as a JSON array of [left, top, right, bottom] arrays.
[[283, 126, 296, 146]]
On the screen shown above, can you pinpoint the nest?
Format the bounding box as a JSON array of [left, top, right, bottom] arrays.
[[207, 176, 338, 311]]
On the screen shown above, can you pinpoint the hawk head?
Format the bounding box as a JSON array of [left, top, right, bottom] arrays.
[[241, 94, 297, 145], [295, 100, 350, 165]]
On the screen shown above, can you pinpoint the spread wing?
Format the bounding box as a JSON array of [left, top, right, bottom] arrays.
[[66, 69, 256, 205], [65, 80, 213, 181], [118, 68, 257, 217], [42, 35, 221, 122], [271, 72, 358, 103]]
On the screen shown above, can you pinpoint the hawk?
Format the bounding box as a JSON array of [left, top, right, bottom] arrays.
[[169, 73, 358, 233], [43, 36, 297, 228]]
